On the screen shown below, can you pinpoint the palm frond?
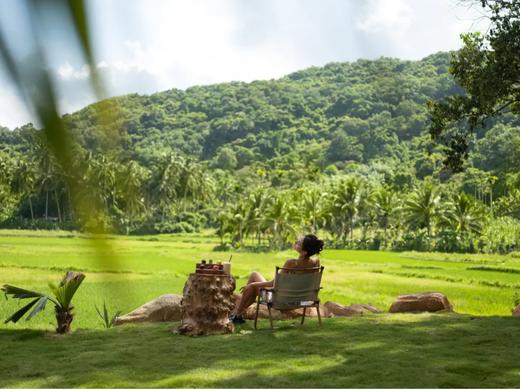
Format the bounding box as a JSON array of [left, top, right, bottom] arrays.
[[4, 297, 41, 324], [26, 296, 49, 321], [49, 272, 86, 309], [1, 285, 45, 299]]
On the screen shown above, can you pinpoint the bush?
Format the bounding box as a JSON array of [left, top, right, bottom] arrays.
[[154, 221, 197, 234], [433, 230, 476, 253], [128, 211, 207, 235], [213, 243, 233, 251], [0, 217, 79, 231], [481, 217, 520, 254], [392, 230, 431, 252]]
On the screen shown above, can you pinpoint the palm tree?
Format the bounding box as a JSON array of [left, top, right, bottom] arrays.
[[116, 160, 148, 219], [373, 187, 398, 247], [227, 200, 250, 247], [356, 184, 375, 243], [147, 153, 182, 221], [243, 188, 269, 245], [263, 192, 299, 249], [439, 192, 484, 237], [216, 209, 233, 246], [403, 181, 440, 240], [300, 186, 328, 234], [329, 177, 361, 243], [10, 158, 37, 220], [2, 271, 85, 334]]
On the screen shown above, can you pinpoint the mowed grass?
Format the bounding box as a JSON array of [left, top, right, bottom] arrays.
[[1, 230, 520, 388], [1, 315, 520, 388], [1, 229, 520, 331]]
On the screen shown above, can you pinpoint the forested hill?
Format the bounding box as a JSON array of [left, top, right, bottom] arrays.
[[70, 52, 464, 167], [2, 51, 519, 185]]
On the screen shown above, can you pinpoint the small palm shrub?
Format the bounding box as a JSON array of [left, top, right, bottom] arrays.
[[1, 271, 85, 334]]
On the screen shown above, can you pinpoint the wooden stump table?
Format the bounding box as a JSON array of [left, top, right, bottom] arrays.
[[177, 273, 236, 336]]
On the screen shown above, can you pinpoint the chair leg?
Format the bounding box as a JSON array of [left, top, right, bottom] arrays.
[[267, 304, 274, 329], [316, 303, 322, 327], [301, 307, 306, 325], [254, 297, 261, 330]]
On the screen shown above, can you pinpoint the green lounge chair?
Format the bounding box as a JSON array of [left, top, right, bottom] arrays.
[[254, 266, 324, 329]]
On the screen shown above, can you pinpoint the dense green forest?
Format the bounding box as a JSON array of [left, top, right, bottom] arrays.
[[1, 52, 519, 253]]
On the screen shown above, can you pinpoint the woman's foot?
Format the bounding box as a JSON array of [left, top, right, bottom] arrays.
[[229, 313, 246, 324]]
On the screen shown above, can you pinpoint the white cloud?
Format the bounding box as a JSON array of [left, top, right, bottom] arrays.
[[89, 0, 305, 89], [57, 62, 90, 80], [0, 88, 34, 129], [357, 0, 414, 35], [0, 0, 491, 128]]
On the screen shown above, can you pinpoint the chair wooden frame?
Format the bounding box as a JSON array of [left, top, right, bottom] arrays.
[[254, 266, 324, 329]]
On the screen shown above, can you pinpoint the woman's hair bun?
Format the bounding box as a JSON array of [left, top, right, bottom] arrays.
[[302, 234, 324, 257]]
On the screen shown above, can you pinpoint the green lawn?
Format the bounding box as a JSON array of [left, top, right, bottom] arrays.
[[1, 230, 520, 387], [1, 315, 519, 388]]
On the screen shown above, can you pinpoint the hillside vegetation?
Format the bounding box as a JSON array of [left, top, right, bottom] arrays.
[[1, 52, 519, 252]]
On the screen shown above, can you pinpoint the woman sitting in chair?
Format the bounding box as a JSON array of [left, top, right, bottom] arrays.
[[230, 234, 324, 324]]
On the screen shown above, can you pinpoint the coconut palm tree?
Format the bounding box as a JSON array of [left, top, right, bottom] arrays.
[[263, 192, 299, 249], [329, 177, 361, 243], [373, 187, 398, 247], [356, 184, 375, 243], [403, 181, 440, 240], [439, 192, 484, 237], [243, 188, 270, 245], [2, 271, 85, 334], [10, 158, 37, 220], [116, 160, 148, 219], [300, 186, 328, 234], [147, 153, 182, 221]]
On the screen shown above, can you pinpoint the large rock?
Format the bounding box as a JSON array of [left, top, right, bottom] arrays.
[[233, 294, 381, 319], [115, 294, 182, 325], [512, 304, 520, 317], [324, 301, 382, 316], [389, 292, 453, 313], [232, 293, 327, 320]]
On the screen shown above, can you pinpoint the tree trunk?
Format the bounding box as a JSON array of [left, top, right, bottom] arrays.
[[55, 306, 73, 334], [490, 188, 493, 217], [67, 187, 74, 221], [28, 197, 34, 221], [55, 190, 62, 222], [178, 273, 235, 336], [45, 190, 49, 219]]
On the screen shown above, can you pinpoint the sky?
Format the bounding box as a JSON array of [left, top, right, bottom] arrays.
[[0, 0, 488, 129]]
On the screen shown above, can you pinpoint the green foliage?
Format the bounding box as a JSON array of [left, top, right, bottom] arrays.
[[2, 271, 85, 332], [428, 1, 520, 170], [0, 51, 518, 253], [95, 301, 121, 328], [481, 216, 520, 253], [49, 272, 86, 310]]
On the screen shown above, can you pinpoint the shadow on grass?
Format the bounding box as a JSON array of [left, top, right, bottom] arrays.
[[0, 314, 519, 388]]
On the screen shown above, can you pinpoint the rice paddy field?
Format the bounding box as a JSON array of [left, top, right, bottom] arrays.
[[1, 229, 519, 329], [1, 229, 520, 388]]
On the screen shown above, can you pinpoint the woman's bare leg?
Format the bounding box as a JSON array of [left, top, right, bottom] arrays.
[[234, 272, 272, 316], [247, 271, 266, 284]]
